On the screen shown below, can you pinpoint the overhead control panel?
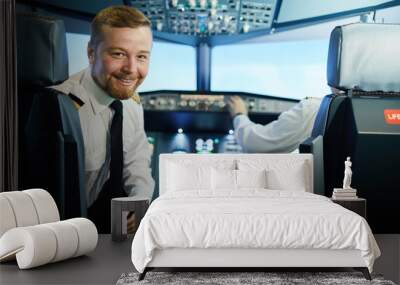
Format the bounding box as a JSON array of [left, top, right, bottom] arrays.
[[128, 0, 277, 35], [141, 92, 296, 114]]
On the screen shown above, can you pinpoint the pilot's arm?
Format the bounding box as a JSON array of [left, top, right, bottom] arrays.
[[227, 96, 321, 153], [122, 100, 155, 199]]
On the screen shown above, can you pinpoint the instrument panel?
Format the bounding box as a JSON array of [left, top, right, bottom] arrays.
[[141, 92, 297, 114], [142, 91, 299, 198]]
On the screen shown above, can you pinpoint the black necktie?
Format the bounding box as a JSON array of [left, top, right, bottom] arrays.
[[109, 100, 123, 195]]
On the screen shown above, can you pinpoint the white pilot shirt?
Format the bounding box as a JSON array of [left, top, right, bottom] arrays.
[[233, 97, 322, 153], [51, 68, 155, 206]]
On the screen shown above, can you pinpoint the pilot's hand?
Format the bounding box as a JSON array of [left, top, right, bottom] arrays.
[[227, 96, 248, 118], [127, 212, 136, 234]]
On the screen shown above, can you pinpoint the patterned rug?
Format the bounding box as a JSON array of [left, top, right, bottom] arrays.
[[116, 271, 396, 285]]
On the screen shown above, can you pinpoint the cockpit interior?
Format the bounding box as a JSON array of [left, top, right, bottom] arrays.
[[1, 1, 400, 284]]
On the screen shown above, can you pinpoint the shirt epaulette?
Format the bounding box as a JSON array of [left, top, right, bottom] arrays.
[[131, 92, 141, 104], [68, 93, 85, 110]]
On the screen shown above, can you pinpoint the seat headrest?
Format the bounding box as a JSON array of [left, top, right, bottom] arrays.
[[327, 23, 400, 92], [17, 13, 69, 87]]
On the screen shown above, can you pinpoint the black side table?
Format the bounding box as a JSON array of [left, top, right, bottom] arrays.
[[331, 197, 366, 219], [111, 196, 150, 241]]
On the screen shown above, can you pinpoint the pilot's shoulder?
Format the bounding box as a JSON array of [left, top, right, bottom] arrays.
[[49, 71, 88, 110], [68, 94, 85, 110], [50, 70, 86, 95]]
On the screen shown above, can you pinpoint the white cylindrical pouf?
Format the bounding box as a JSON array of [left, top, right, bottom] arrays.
[[0, 196, 17, 237], [24, 189, 60, 223], [66, 218, 98, 257], [0, 226, 57, 269], [42, 221, 79, 262], [1, 191, 39, 227]]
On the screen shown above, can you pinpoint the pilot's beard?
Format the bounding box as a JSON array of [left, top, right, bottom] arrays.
[[106, 78, 135, 100], [106, 84, 135, 100]]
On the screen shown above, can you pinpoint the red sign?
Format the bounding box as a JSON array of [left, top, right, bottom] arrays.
[[384, 109, 400, 125]]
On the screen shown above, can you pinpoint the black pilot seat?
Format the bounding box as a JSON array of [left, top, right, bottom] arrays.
[[300, 23, 400, 234]]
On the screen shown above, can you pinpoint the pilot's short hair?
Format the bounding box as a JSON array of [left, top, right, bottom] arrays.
[[89, 5, 151, 48]]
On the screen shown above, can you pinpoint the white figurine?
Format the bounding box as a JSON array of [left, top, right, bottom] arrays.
[[342, 157, 353, 189]]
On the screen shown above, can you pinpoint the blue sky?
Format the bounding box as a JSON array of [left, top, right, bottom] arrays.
[[211, 39, 331, 99]]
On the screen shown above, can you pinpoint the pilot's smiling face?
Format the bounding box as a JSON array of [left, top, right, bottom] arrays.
[[88, 25, 152, 100]]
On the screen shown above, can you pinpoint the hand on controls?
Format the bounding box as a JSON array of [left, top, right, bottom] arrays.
[[227, 96, 248, 118]]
